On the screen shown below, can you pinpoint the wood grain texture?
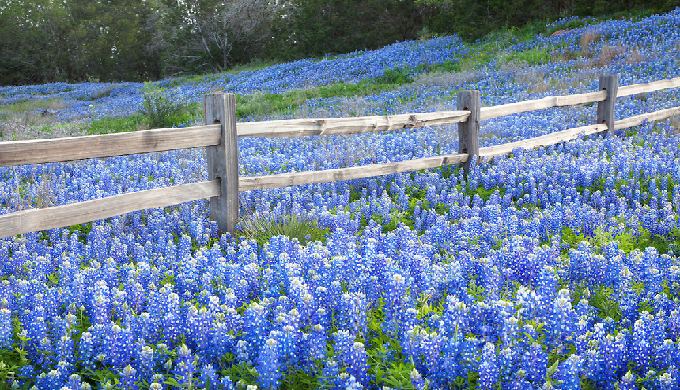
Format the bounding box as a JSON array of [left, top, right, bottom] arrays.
[[479, 124, 608, 158], [236, 111, 471, 137], [458, 90, 480, 175], [0, 180, 220, 239], [239, 154, 469, 191], [204, 93, 239, 234], [480, 91, 607, 121], [0, 125, 221, 167], [617, 77, 680, 97], [597, 75, 619, 137], [613, 106, 680, 130]]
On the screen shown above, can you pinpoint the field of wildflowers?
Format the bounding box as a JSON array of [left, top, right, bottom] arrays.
[[1, 8, 680, 390]]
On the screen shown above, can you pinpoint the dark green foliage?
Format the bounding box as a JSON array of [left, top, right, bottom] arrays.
[[157, 0, 277, 76], [66, 222, 93, 244], [269, 0, 423, 60], [419, 0, 680, 42], [0, 0, 160, 85]]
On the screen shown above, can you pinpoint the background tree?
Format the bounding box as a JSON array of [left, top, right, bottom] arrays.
[[0, 0, 160, 84], [270, 0, 423, 60], [418, 0, 680, 41], [157, 0, 278, 76]]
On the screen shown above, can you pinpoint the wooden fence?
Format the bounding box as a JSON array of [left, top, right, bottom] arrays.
[[1, 74, 679, 238]]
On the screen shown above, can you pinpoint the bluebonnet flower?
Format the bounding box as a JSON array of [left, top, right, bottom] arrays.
[[35, 369, 65, 390], [321, 359, 341, 389], [199, 364, 219, 388], [56, 335, 74, 364], [147, 374, 166, 390], [555, 355, 583, 390], [0, 308, 12, 348], [341, 373, 363, 390], [306, 324, 327, 364], [217, 376, 237, 390], [339, 292, 368, 337], [497, 346, 518, 385], [77, 332, 96, 367], [137, 345, 155, 374], [67, 374, 82, 390], [440, 296, 470, 341], [242, 301, 270, 361], [410, 368, 427, 390], [547, 289, 577, 348], [257, 337, 281, 390], [382, 272, 409, 335], [478, 342, 499, 390], [618, 371, 637, 390], [521, 343, 548, 385], [119, 365, 139, 390], [173, 344, 197, 387]]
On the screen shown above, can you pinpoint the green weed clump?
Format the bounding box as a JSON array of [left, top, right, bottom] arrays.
[[237, 214, 329, 246], [140, 83, 197, 129]]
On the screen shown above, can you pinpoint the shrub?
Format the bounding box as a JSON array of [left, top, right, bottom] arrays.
[[139, 83, 190, 129]]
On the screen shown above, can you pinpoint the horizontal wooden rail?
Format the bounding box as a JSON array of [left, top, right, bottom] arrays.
[[0, 180, 220, 239], [614, 106, 680, 130], [618, 77, 680, 97], [479, 124, 608, 158], [0, 124, 221, 167], [480, 91, 606, 121], [239, 153, 469, 191], [478, 104, 680, 159], [236, 111, 470, 137]]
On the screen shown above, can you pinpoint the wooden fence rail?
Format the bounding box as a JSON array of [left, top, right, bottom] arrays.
[[1, 75, 679, 238]]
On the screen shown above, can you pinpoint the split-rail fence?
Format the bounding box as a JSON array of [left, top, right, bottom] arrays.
[[1, 74, 679, 238]]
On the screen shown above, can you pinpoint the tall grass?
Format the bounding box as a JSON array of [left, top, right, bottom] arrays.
[[237, 214, 329, 246]]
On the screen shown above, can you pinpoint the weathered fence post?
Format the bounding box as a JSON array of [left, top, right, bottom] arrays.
[[457, 90, 481, 176], [204, 93, 239, 234], [597, 74, 619, 137]]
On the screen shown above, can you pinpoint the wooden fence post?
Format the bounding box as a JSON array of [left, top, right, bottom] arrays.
[[204, 93, 239, 234], [597, 74, 619, 137], [457, 90, 481, 176]]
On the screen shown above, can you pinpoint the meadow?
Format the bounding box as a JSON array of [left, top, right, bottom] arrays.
[[1, 8, 680, 390]]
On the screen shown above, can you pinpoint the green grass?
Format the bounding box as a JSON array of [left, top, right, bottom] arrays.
[[236, 214, 329, 246], [0, 98, 67, 115], [560, 224, 680, 256], [88, 115, 146, 134], [88, 102, 201, 134], [502, 47, 552, 66], [237, 73, 422, 119]]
